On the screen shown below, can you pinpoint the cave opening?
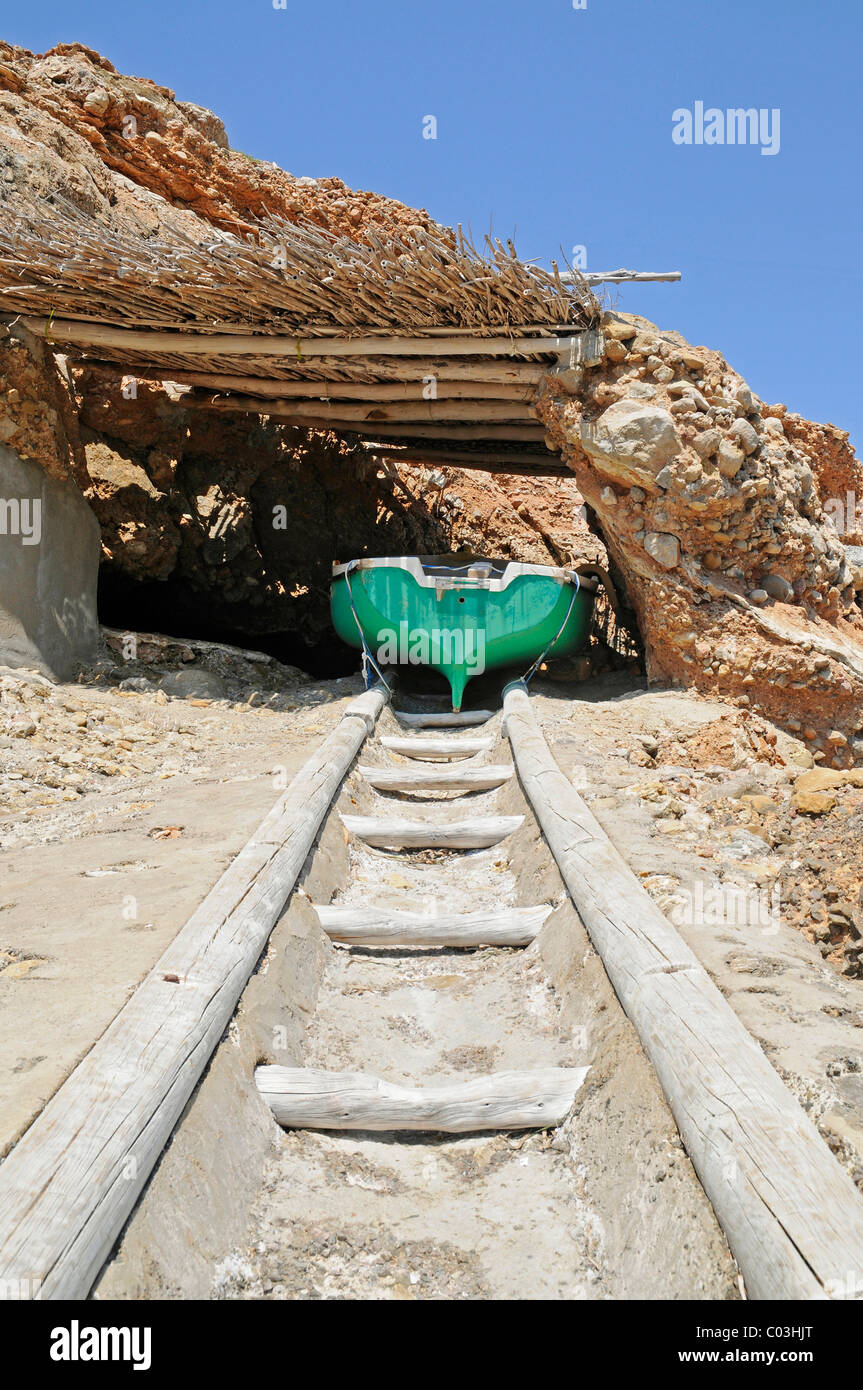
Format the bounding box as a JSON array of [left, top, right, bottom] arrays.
[[97, 569, 361, 679]]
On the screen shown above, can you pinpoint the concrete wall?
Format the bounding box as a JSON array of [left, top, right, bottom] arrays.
[[0, 444, 101, 679]]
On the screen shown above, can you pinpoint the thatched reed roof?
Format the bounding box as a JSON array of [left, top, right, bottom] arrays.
[[0, 193, 598, 337], [0, 191, 602, 473]]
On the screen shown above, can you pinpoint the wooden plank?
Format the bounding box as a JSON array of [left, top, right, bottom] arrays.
[[0, 687, 388, 1300], [119, 372, 536, 402], [187, 395, 536, 424], [73, 355, 551, 386], [358, 763, 512, 791], [180, 406, 546, 442], [255, 1065, 588, 1132], [380, 735, 493, 761], [340, 814, 522, 849], [502, 681, 863, 1301], [25, 318, 587, 359], [313, 903, 551, 948], [395, 710, 495, 727]]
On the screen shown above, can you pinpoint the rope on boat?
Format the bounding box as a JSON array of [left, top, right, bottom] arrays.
[[344, 560, 393, 694], [521, 572, 580, 688]]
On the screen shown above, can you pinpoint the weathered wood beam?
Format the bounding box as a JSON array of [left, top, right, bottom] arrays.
[[114, 370, 537, 402], [313, 903, 551, 948], [502, 681, 863, 1301], [341, 814, 523, 850], [335, 424, 548, 442], [0, 687, 388, 1301], [70, 353, 551, 385], [380, 735, 494, 761], [26, 317, 586, 358], [358, 762, 513, 791], [562, 269, 682, 285], [185, 394, 537, 424], [255, 1065, 588, 1131], [395, 710, 494, 728]]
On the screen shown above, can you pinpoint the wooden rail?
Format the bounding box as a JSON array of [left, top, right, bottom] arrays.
[[0, 687, 387, 1300], [503, 681, 863, 1300]]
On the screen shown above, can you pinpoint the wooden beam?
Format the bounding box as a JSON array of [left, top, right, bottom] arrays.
[[358, 762, 513, 791], [395, 710, 495, 728], [0, 687, 388, 1300], [71, 354, 551, 385], [340, 814, 523, 849], [562, 269, 682, 285], [116, 371, 536, 402], [313, 903, 551, 948], [255, 1065, 588, 1132], [185, 394, 537, 424], [26, 318, 586, 358], [502, 681, 863, 1301], [332, 424, 548, 443], [380, 736, 494, 761]]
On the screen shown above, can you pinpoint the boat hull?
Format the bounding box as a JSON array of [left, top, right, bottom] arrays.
[[331, 557, 594, 709]]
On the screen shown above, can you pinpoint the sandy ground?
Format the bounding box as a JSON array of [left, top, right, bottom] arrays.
[[212, 706, 738, 1300], [530, 678, 863, 1187], [0, 638, 361, 1157], [5, 650, 863, 1300]]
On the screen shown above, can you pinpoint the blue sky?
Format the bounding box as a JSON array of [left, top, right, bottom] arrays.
[[5, 0, 861, 449]]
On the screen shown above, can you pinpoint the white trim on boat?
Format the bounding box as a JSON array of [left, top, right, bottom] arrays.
[[332, 556, 597, 592]]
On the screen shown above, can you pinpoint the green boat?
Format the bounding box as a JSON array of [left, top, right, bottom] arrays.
[[331, 555, 596, 709]]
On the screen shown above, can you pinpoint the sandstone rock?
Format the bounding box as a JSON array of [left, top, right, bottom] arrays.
[[729, 418, 759, 455], [579, 401, 681, 488], [794, 769, 847, 794], [554, 367, 584, 394], [83, 87, 110, 115], [601, 316, 638, 342], [643, 531, 680, 569], [692, 428, 722, 459], [735, 384, 755, 412], [176, 100, 230, 149], [792, 790, 837, 815], [794, 768, 863, 794], [717, 439, 745, 478]]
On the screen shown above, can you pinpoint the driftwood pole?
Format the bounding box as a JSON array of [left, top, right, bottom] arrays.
[[503, 681, 863, 1300], [0, 687, 387, 1301]]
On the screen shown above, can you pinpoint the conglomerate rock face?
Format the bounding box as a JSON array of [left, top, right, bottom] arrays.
[[0, 40, 441, 241], [537, 312, 863, 766]]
